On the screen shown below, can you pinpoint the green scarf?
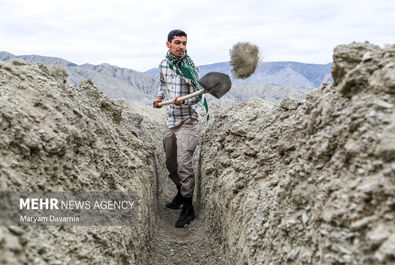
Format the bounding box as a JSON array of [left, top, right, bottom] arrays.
[[166, 50, 209, 120]]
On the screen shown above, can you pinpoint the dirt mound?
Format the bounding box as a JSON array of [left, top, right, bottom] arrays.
[[0, 59, 225, 265], [196, 42, 395, 264], [0, 59, 165, 264], [1, 41, 394, 265]]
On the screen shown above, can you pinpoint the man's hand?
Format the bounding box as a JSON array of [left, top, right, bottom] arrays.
[[153, 96, 163, 108], [173, 96, 184, 106]]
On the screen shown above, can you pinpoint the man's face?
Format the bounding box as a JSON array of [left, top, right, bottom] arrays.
[[166, 36, 187, 57]]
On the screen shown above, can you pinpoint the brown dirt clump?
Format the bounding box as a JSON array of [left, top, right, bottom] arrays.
[[229, 42, 260, 79]]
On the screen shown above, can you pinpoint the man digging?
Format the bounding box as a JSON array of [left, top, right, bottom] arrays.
[[153, 29, 200, 228], [153, 30, 259, 228]]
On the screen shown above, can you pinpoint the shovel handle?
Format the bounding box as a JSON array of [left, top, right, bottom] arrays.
[[158, 89, 207, 107]]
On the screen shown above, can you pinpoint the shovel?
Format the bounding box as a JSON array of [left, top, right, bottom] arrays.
[[157, 72, 232, 107]]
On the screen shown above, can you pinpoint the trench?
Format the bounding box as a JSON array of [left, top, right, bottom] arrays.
[[2, 42, 394, 264], [145, 146, 226, 265]]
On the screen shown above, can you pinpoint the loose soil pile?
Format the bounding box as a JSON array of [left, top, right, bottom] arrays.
[[196, 42, 395, 264]]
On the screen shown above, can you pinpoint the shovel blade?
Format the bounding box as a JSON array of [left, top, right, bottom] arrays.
[[198, 72, 232, 99]]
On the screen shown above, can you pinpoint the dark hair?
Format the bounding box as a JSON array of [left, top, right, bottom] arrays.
[[167, 29, 187, 42]]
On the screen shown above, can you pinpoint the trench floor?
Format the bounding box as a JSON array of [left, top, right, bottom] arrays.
[[146, 197, 226, 265]]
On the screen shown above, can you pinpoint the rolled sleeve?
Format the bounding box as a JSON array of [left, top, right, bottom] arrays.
[[157, 65, 167, 98]]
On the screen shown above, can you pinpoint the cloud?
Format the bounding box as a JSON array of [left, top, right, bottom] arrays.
[[0, 0, 394, 71]]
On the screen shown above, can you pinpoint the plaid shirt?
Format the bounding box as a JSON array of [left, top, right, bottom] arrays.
[[157, 58, 199, 128]]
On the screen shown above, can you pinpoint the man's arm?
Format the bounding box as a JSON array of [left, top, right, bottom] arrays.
[[157, 70, 167, 99], [153, 64, 167, 108]]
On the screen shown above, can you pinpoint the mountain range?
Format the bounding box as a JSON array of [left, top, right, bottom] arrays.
[[0, 51, 157, 104], [0, 51, 332, 105], [147, 61, 333, 90]]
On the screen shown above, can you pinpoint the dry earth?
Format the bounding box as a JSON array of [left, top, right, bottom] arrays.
[[196, 42, 395, 264], [0, 42, 394, 265]]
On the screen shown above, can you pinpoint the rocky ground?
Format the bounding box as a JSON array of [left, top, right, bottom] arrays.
[[0, 58, 225, 265], [0, 59, 163, 264], [0, 42, 394, 265], [197, 42, 395, 264]]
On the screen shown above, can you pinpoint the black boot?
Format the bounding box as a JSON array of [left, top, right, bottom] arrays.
[[175, 197, 195, 228], [166, 185, 183, 209]]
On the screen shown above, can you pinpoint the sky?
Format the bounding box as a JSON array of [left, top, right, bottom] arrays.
[[0, 0, 394, 71]]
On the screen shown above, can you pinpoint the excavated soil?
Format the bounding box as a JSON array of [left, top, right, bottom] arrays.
[[196, 42, 395, 264], [1, 41, 394, 265], [0, 59, 163, 264], [0, 58, 225, 265]]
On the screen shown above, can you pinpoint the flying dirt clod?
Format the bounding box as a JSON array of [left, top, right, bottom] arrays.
[[229, 42, 260, 79]]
